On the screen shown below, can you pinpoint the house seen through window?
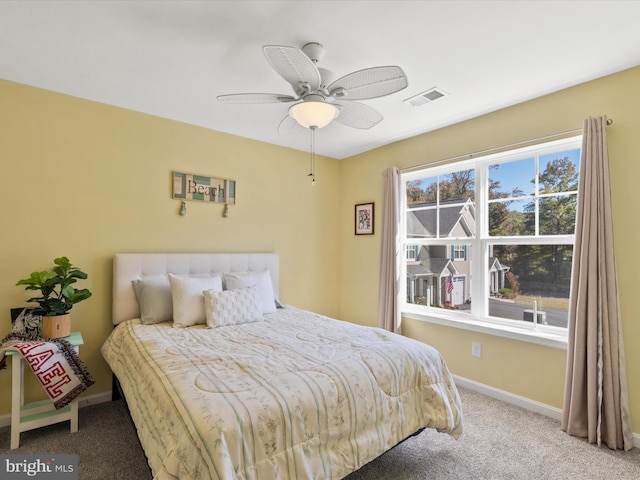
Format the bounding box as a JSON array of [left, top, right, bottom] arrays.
[[401, 136, 581, 338]]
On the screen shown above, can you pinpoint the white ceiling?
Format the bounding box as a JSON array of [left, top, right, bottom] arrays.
[[1, 1, 640, 159]]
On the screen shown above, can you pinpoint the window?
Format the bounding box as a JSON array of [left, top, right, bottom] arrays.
[[405, 244, 419, 261], [401, 137, 581, 344], [453, 245, 467, 261]]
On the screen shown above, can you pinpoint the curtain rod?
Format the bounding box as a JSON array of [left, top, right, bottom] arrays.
[[400, 118, 613, 173]]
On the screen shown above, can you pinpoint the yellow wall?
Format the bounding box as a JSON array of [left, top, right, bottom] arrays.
[[1, 66, 638, 436], [338, 66, 640, 434], [0, 79, 340, 411]]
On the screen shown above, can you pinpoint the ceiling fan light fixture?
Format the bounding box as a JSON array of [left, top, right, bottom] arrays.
[[221, 42, 407, 134], [289, 99, 339, 129]]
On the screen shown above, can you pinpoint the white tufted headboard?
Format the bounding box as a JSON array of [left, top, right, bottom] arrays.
[[112, 253, 279, 325]]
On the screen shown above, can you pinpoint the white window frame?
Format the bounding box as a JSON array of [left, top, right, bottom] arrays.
[[400, 136, 582, 349]]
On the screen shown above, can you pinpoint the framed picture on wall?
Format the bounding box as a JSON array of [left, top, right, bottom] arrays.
[[355, 202, 375, 235]]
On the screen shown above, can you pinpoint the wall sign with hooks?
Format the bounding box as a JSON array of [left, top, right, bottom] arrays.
[[173, 171, 236, 216]]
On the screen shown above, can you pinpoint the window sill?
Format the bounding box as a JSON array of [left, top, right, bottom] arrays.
[[401, 307, 568, 350]]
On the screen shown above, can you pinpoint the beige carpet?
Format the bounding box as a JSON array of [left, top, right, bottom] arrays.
[[1, 387, 638, 479]]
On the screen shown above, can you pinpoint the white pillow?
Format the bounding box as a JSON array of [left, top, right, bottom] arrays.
[[223, 270, 277, 314], [168, 274, 223, 327], [132, 276, 173, 325], [204, 286, 263, 328]]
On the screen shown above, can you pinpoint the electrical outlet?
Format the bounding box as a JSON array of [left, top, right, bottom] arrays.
[[472, 341, 482, 357]]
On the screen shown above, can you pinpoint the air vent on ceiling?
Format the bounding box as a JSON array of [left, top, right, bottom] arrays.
[[404, 87, 448, 107]]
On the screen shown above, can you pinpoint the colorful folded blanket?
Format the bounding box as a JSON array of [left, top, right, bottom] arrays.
[[0, 333, 95, 409]]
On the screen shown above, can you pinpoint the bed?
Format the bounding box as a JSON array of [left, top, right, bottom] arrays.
[[102, 253, 463, 479]]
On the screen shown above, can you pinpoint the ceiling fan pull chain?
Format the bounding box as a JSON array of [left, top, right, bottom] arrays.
[[308, 126, 316, 185]]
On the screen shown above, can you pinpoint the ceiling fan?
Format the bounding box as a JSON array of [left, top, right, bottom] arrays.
[[217, 42, 408, 134]]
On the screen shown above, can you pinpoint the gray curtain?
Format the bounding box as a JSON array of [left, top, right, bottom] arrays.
[[378, 167, 401, 333], [561, 116, 633, 450]]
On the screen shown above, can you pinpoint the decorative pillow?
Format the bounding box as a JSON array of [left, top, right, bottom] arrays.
[[204, 286, 263, 328], [132, 276, 173, 325], [168, 274, 223, 327], [223, 270, 278, 314]]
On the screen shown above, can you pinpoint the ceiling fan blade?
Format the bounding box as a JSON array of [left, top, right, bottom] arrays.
[[333, 101, 383, 130], [217, 93, 297, 104], [278, 114, 306, 135], [263, 45, 321, 96], [328, 66, 408, 100]]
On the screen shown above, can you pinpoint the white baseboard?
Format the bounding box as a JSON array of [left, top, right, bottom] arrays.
[[0, 390, 112, 428], [452, 375, 563, 420], [74, 391, 113, 409], [453, 375, 640, 449]]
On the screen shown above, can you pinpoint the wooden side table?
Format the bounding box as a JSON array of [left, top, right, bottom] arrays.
[[7, 331, 84, 449]]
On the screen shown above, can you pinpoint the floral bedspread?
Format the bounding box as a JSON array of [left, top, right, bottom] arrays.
[[102, 307, 463, 479]]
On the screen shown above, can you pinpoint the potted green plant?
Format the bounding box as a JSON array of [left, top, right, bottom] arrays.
[[16, 256, 92, 338]]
